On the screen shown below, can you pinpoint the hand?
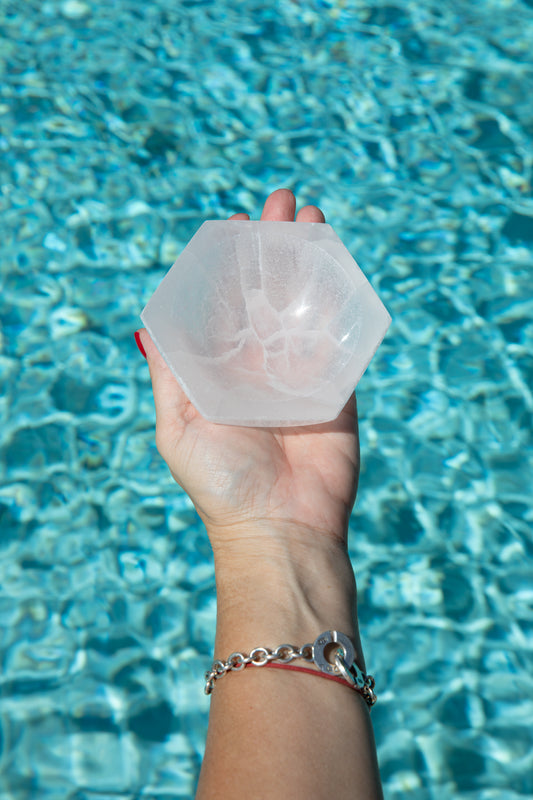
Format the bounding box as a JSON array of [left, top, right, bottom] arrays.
[[136, 189, 360, 558]]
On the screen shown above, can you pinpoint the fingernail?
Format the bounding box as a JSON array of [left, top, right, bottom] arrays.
[[134, 330, 147, 359]]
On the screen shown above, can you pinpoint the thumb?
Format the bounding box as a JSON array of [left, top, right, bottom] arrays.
[[135, 328, 194, 435]]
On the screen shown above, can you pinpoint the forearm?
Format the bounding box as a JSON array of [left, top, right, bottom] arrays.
[[196, 529, 383, 800]]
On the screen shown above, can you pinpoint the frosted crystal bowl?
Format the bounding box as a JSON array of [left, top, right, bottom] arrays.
[[141, 220, 391, 427]]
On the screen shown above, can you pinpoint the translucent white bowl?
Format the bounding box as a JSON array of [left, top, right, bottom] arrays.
[[141, 221, 391, 427]]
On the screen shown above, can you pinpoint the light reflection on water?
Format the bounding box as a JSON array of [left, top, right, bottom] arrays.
[[0, 0, 532, 797]]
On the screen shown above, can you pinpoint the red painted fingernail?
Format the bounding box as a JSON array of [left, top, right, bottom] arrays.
[[134, 330, 147, 359]]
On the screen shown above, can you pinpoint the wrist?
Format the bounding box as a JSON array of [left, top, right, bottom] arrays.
[[209, 523, 363, 665]]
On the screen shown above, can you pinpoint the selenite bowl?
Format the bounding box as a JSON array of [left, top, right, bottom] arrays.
[[140, 220, 391, 427]]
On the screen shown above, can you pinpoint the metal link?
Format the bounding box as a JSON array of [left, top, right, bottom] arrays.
[[335, 650, 365, 688], [300, 644, 313, 660], [227, 652, 248, 671], [204, 630, 377, 707], [334, 650, 356, 685], [334, 650, 377, 706], [273, 644, 297, 663], [250, 647, 270, 666]]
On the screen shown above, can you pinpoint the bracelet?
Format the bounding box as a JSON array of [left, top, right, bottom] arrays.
[[204, 629, 377, 708]]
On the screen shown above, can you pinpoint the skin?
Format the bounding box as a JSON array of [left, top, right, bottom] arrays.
[[138, 189, 358, 556], [137, 188, 383, 800]]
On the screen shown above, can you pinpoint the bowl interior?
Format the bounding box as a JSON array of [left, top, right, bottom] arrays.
[[171, 227, 362, 397]]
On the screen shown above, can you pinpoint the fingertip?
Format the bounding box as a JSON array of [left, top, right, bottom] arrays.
[[135, 328, 162, 365], [261, 188, 296, 221], [228, 212, 250, 220], [296, 204, 326, 223], [270, 187, 295, 201], [135, 327, 190, 417], [134, 329, 147, 359]]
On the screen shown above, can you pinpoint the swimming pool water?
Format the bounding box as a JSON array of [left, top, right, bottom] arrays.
[[1, 0, 532, 797]]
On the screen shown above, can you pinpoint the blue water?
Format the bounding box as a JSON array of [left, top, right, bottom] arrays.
[[1, 0, 532, 797]]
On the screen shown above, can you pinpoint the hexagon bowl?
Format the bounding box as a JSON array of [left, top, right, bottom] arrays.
[[140, 220, 391, 427]]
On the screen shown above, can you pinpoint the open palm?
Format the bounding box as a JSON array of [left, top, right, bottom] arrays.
[[138, 190, 360, 552]]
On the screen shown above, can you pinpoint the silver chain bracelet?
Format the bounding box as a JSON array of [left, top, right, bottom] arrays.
[[204, 629, 376, 708]]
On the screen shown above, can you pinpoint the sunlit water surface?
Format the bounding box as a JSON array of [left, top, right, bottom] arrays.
[[1, 0, 532, 797]]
